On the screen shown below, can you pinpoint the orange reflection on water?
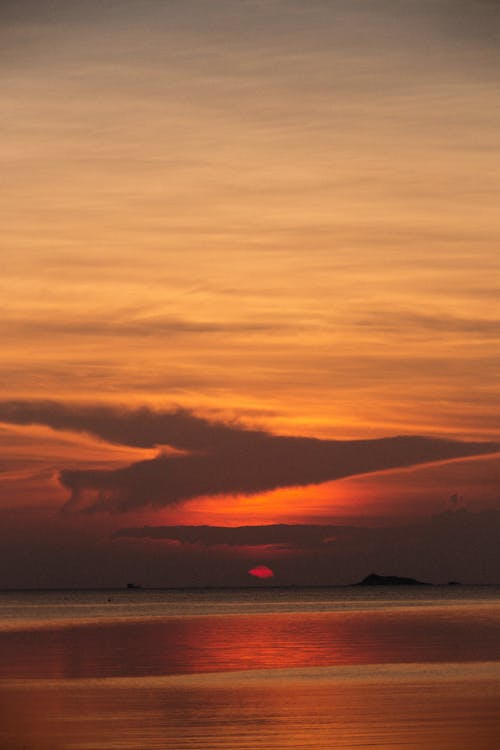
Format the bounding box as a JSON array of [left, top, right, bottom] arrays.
[[2, 607, 500, 680], [1, 668, 499, 750]]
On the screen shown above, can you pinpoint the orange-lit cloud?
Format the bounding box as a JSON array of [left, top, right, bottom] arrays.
[[1, 0, 500, 586], [0, 401, 497, 514], [1, 0, 499, 446]]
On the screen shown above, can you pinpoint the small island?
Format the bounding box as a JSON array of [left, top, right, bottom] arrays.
[[355, 573, 430, 586]]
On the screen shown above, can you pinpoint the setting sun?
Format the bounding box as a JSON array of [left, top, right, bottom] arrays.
[[248, 565, 275, 580]]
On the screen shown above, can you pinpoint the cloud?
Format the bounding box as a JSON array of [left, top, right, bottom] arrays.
[[435, 0, 500, 47], [0, 313, 279, 339], [0, 400, 252, 450], [357, 310, 500, 339], [112, 523, 340, 548], [113, 509, 500, 584], [2, 506, 500, 587], [0, 401, 498, 513]]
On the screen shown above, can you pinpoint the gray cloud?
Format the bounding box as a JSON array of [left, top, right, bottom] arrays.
[[0, 400, 262, 450], [357, 310, 500, 338], [0, 401, 498, 513], [0, 313, 279, 339], [112, 523, 339, 548], [435, 0, 500, 46], [2, 506, 500, 587], [113, 508, 500, 584]]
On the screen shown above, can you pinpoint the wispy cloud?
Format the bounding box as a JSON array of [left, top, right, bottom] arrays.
[[112, 523, 339, 548], [357, 310, 500, 338], [0, 313, 279, 339]]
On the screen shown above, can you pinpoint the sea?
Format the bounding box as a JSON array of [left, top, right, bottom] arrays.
[[0, 585, 499, 749]]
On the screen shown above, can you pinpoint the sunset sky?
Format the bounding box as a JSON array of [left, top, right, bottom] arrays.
[[2, 0, 500, 587]]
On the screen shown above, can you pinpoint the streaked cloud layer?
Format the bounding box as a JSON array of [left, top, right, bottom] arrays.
[[1, 1, 499, 585], [2, 0, 500, 438]]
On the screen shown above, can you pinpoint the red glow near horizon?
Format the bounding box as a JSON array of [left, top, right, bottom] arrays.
[[248, 565, 274, 579]]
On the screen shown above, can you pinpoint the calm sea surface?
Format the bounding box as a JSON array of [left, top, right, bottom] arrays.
[[0, 586, 499, 749]]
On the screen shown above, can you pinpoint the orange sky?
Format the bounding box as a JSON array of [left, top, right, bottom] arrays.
[[1, 1, 500, 585]]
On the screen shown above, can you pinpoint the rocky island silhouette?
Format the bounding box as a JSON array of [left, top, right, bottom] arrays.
[[355, 573, 430, 586]]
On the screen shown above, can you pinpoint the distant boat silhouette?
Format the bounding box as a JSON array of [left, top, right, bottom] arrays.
[[126, 582, 142, 589]]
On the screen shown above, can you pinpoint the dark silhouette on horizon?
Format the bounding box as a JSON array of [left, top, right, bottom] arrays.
[[355, 573, 429, 586]]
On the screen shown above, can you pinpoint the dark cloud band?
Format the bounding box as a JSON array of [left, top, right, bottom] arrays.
[[0, 400, 498, 513]]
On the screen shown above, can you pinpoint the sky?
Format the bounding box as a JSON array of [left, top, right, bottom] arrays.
[[1, 0, 500, 587]]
